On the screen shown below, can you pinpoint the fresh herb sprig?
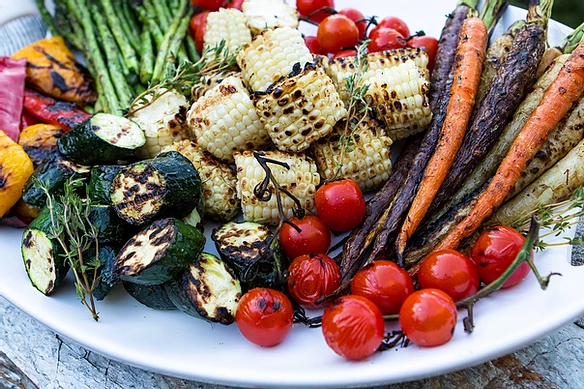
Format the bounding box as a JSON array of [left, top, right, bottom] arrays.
[[33, 177, 101, 321]]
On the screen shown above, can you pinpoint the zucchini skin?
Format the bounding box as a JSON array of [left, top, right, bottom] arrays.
[[87, 165, 124, 205], [88, 205, 131, 245], [110, 151, 204, 226], [22, 152, 91, 208], [90, 245, 119, 301], [123, 281, 177, 310], [114, 217, 206, 285]]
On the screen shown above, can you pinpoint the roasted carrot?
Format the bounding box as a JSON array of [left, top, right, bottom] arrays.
[[436, 39, 584, 251], [395, 16, 488, 258]]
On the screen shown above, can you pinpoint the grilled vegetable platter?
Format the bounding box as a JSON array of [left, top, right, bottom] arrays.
[[1, 0, 584, 385]]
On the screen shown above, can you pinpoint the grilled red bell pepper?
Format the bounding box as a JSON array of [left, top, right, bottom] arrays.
[[0, 57, 27, 141], [23, 88, 91, 130]]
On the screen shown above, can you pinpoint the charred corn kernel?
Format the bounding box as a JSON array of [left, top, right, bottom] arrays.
[[255, 63, 347, 152], [0, 130, 34, 218], [129, 90, 190, 159], [242, 0, 299, 34], [203, 9, 252, 55], [312, 118, 393, 192], [237, 27, 313, 92], [187, 75, 270, 163], [234, 150, 319, 225], [191, 71, 240, 102], [161, 140, 239, 221]]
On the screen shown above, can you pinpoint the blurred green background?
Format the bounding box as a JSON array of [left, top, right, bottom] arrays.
[[511, 0, 581, 28]]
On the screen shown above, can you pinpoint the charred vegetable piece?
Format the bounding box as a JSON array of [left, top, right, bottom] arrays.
[[0, 58, 26, 142], [114, 218, 205, 285], [21, 205, 68, 295], [23, 89, 91, 130], [18, 124, 65, 168], [22, 152, 91, 209], [212, 221, 287, 290], [89, 245, 119, 301], [58, 114, 146, 165], [12, 36, 97, 105], [123, 282, 177, 310], [87, 165, 124, 205], [0, 131, 35, 218], [182, 207, 204, 232], [110, 151, 203, 226], [88, 205, 130, 245], [165, 253, 241, 324]]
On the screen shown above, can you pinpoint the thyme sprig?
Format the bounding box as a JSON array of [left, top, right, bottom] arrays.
[[126, 40, 237, 116], [33, 177, 101, 321]]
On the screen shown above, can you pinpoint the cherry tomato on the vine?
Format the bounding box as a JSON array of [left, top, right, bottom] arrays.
[[351, 260, 414, 315], [337, 8, 367, 39], [374, 16, 410, 39], [368, 27, 406, 53], [191, 12, 209, 53], [418, 249, 479, 302], [304, 36, 327, 55], [317, 14, 360, 54], [409, 35, 439, 71], [287, 253, 341, 308], [191, 0, 223, 12], [279, 216, 331, 260], [224, 0, 244, 10], [470, 226, 532, 289], [322, 295, 385, 360], [236, 288, 294, 347], [332, 49, 358, 59], [315, 178, 366, 231], [297, 0, 335, 23], [399, 289, 457, 347]]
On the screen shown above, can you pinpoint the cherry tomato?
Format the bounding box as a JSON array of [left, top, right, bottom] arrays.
[[418, 249, 479, 302], [191, 0, 223, 11], [287, 253, 341, 308], [315, 179, 366, 231], [322, 295, 385, 360], [224, 0, 244, 9], [409, 35, 439, 71], [332, 49, 358, 59], [374, 16, 410, 38], [191, 12, 209, 53], [470, 226, 532, 289], [317, 14, 360, 54], [304, 36, 327, 55], [236, 288, 294, 347], [351, 260, 414, 315], [368, 27, 406, 53], [399, 289, 457, 347], [337, 8, 367, 39], [279, 216, 331, 260], [296, 0, 335, 23]]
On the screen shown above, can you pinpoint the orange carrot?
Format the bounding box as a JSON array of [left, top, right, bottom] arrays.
[[435, 39, 584, 252], [395, 16, 488, 257]]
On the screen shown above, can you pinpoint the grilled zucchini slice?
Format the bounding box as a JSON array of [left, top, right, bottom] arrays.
[[110, 151, 204, 226], [87, 165, 124, 205], [123, 282, 177, 310], [212, 221, 287, 290], [182, 207, 204, 232], [114, 218, 205, 285], [165, 253, 241, 324], [89, 245, 119, 301], [58, 113, 146, 165], [88, 205, 130, 245], [21, 205, 68, 295]]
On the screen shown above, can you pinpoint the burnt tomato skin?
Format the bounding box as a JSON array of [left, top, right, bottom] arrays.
[[287, 253, 341, 308]]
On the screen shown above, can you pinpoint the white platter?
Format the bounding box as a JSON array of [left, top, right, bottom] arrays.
[[1, 1, 583, 387]]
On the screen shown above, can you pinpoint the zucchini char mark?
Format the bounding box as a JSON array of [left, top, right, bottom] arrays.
[[114, 217, 205, 286], [165, 253, 241, 325], [110, 151, 204, 226]]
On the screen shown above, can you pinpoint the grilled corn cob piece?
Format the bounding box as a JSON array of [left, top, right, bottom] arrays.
[[255, 63, 347, 152], [161, 140, 239, 221], [203, 9, 252, 55], [312, 118, 393, 192], [237, 27, 313, 92], [242, 0, 299, 35], [191, 71, 240, 102], [234, 150, 320, 225], [187, 75, 270, 163], [129, 90, 190, 159]]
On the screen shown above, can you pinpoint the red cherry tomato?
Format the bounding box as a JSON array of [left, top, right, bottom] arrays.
[[399, 289, 457, 347], [236, 288, 294, 347], [304, 36, 327, 55], [287, 253, 341, 308], [191, 0, 223, 11], [322, 295, 385, 360], [317, 14, 360, 54], [332, 49, 358, 59], [224, 0, 244, 9], [279, 216, 331, 260], [375, 16, 410, 39], [351, 260, 414, 315], [470, 226, 532, 289], [409, 35, 439, 71], [192, 12, 209, 53], [296, 0, 335, 23], [368, 27, 406, 53], [337, 8, 366, 39], [315, 178, 366, 231], [418, 249, 479, 302]]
